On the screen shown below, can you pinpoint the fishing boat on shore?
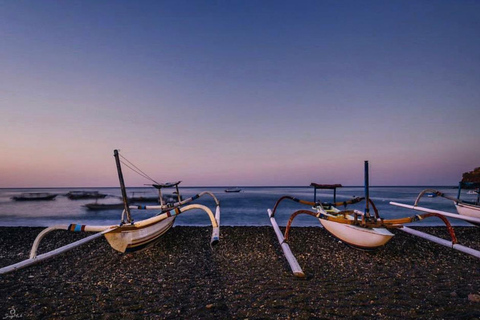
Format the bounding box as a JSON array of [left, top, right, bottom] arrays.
[[11, 193, 58, 201], [0, 150, 221, 274], [268, 161, 480, 277]]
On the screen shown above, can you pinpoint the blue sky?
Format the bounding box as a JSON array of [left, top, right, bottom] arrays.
[[1, 1, 479, 187]]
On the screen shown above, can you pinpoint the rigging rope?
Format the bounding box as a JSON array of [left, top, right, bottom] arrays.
[[119, 153, 160, 185]]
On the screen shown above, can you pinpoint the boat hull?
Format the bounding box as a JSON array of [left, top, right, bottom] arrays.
[[104, 216, 176, 253], [12, 193, 57, 201], [319, 219, 394, 249], [455, 203, 480, 223]]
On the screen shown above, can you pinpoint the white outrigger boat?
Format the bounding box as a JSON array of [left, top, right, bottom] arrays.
[[268, 161, 480, 277], [393, 181, 480, 223], [390, 181, 480, 226], [453, 182, 480, 219], [0, 150, 221, 274]]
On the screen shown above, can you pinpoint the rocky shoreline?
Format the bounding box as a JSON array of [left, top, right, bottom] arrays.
[[1, 226, 479, 319]]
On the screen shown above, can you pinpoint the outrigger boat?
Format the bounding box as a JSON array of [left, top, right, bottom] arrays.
[[66, 191, 108, 200], [11, 193, 58, 201], [393, 181, 480, 221], [268, 161, 480, 277], [0, 150, 221, 274], [390, 183, 480, 227]]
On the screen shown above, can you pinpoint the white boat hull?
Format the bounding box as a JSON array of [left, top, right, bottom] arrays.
[[319, 219, 394, 249], [455, 203, 480, 220], [104, 217, 176, 253]]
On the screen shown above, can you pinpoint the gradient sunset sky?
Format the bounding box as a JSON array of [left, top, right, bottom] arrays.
[[1, 1, 479, 187]]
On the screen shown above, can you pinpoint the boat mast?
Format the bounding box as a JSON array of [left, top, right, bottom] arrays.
[[364, 160, 370, 219], [114, 149, 132, 224]]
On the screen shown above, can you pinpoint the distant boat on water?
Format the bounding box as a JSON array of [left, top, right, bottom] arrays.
[[11, 193, 58, 201], [84, 203, 124, 210], [67, 191, 108, 200], [225, 187, 242, 193]]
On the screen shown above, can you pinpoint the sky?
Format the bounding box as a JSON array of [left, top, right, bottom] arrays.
[[1, 0, 479, 187]]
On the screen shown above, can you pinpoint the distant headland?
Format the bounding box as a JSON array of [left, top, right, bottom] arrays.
[[461, 167, 480, 184]]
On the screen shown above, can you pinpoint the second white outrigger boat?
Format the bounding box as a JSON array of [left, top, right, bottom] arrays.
[[268, 161, 480, 277], [0, 150, 221, 274], [390, 183, 480, 229], [408, 182, 480, 221]]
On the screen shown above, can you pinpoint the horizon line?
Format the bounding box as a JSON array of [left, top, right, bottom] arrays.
[[0, 185, 459, 189]]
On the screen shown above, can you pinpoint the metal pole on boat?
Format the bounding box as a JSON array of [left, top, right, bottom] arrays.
[[364, 161, 370, 218], [456, 182, 462, 203], [114, 149, 132, 224], [175, 184, 181, 202]]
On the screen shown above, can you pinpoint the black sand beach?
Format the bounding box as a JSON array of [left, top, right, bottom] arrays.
[[1, 226, 479, 319]]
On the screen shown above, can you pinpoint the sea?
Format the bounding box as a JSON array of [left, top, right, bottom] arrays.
[[0, 186, 476, 228]]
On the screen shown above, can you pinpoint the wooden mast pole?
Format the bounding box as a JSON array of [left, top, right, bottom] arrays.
[[364, 160, 370, 219], [114, 149, 132, 224]]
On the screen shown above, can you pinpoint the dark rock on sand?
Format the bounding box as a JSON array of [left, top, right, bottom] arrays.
[[0, 226, 479, 319]]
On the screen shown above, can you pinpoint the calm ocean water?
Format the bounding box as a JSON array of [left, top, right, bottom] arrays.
[[0, 186, 475, 228]]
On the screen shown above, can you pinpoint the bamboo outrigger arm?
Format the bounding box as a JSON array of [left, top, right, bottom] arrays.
[[391, 202, 480, 225], [0, 226, 119, 275], [29, 224, 117, 259], [400, 226, 480, 259], [177, 204, 220, 245], [414, 189, 463, 206], [334, 197, 365, 208], [269, 196, 316, 217], [284, 210, 319, 241]]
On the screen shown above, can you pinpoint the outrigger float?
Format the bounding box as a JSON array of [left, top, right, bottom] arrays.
[[268, 161, 480, 278], [0, 150, 221, 275]]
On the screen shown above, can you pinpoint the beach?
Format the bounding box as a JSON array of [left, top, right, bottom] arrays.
[[1, 226, 479, 319]]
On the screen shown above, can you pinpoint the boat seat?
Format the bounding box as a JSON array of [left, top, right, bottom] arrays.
[[321, 203, 333, 210]]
